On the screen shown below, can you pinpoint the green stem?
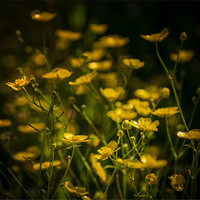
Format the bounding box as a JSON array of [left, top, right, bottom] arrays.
[[104, 167, 117, 195], [116, 172, 124, 200]]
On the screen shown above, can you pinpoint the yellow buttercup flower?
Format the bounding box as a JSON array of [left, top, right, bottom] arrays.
[[55, 29, 82, 41], [0, 119, 12, 127], [89, 134, 101, 147], [141, 28, 169, 43], [82, 49, 106, 62], [130, 118, 159, 132], [87, 60, 112, 71], [123, 58, 145, 70], [90, 153, 107, 182], [43, 67, 72, 80], [145, 173, 158, 185], [31, 10, 56, 22], [177, 129, 200, 140], [89, 24, 108, 34], [169, 50, 194, 63], [33, 160, 61, 170], [100, 87, 124, 101], [6, 74, 34, 91], [69, 71, 97, 85], [116, 158, 145, 169], [152, 107, 179, 117], [93, 35, 129, 49], [95, 141, 120, 160], [62, 132, 90, 145], [13, 146, 41, 162], [169, 174, 185, 191], [70, 57, 84, 68], [74, 85, 88, 95]]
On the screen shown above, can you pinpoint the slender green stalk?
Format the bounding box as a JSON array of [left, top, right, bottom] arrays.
[[104, 167, 117, 195], [116, 172, 124, 200]]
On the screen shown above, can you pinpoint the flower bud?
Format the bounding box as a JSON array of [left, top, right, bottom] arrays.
[[180, 32, 187, 41], [121, 120, 132, 130], [160, 87, 170, 98], [117, 130, 124, 137]]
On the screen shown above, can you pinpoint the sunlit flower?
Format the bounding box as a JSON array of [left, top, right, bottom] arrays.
[[89, 134, 101, 147], [87, 60, 112, 71], [64, 181, 90, 200], [89, 24, 108, 34], [169, 50, 194, 63], [13, 146, 41, 162], [62, 132, 90, 145], [69, 71, 97, 85], [177, 129, 200, 140], [145, 173, 158, 185], [152, 107, 179, 117], [100, 87, 124, 101], [0, 119, 12, 127], [130, 118, 159, 132], [169, 174, 185, 191], [33, 160, 61, 170], [43, 67, 72, 80], [82, 49, 106, 62], [141, 28, 169, 43], [90, 153, 107, 182], [17, 122, 45, 133], [6, 74, 34, 91], [93, 35, 129, 49], [95, 141, 120, 160], [55, 29, 82, 41], [31, 10, 56, 22], [123, 58, 145, 70]]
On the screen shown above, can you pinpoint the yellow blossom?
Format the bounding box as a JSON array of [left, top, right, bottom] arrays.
[[13, 146, 41, 162], [0, 119, 12, 127], [33, 160, 61, 170], [17, 122, 45, 133], [130, 118, 159, 132], [69, 71, 97, 85], [31, 10, 56, 22], [89, 24, 108, 34], [95, 141, 120, 160], [90, 153, 107, 182], [89, 134, 101, 147], [93, 35, 129, 49], [152, 106, 179, 117], [98, 72, 118, 88], [55, 29, 82, 41], [82, 49, 106, 62], [70, 57, 84, 68], [140, 28, 169, 43], [87, 60, 112, 71], [169, 50, 194, 63], [123, 58, 145, 70], [145, 173, 158, 185], [116, 158, 145, 169], [62, 132, 90, 145], [177, 129, 200, 140], [6, 74, 34, 91], [100, 87, 124, 101], [43, 67, 72, 80], [74, 85, 88, 95], [169, 174, 185, 191]]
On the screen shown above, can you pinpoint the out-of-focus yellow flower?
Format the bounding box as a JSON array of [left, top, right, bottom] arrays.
[[152, 107, 179, 117], [90, 153, 107, 182], [74, 85, 88, 95], [130, 118, 159, 132], [123, 58, 145, 70], [31, 10, 56, 22], [17, 122, 45, 133], [33, 160, 61, 170], [93, 35, 129, 49], [145, 173, 158, 185], [140, 28, 169, 43], [69, 71, 97, 85], [160, 87, 170, 98], [87, 60, 112, 71], [32, 53, 46, 66], [82, 49, 106, 62], [107, 108, 137, 123], [169, 50, 194, 63], [64, 181, 90, 200], [70, 57, 84, 68], [177, 129, 200, 140], [179, 32, 187, 41], [89, 24, 108, 34], [43, 67, 72, 80], [13, 146, 41, 162], [95, 141, 120, 160], [6, 74, 34, 91], [62, 132, 90, 145], [55, 29, 82, 41], [146, 146, 161, 157], [98, 72, 118, 88], [116, 158, 145, 169], [140, 154, 167, 169], [169, 174, 185, 191], [89, 134, 101, 147], [0, 119, 12, 127], [100, 87, 124, 101]]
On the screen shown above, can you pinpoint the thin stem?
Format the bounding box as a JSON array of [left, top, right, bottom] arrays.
[[104, 167, 117, 195], [116, 172, 124, 200]]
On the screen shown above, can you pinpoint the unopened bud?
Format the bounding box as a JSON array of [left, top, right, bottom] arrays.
[[117, 130, 124, 137], [121, 120, 132, 130], [160, 87, 170, 98], [180, 32, 187, 41]]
